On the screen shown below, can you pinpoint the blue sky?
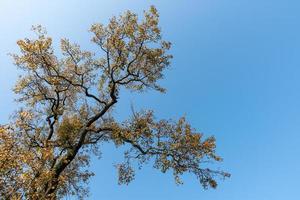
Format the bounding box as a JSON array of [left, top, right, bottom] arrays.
[[1, 0, 300, 199]]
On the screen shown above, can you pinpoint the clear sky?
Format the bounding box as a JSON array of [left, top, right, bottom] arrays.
[[1, 0, 300, 199]]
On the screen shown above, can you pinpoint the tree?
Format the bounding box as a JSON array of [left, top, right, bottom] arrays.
[[0, 6, 229, 200]]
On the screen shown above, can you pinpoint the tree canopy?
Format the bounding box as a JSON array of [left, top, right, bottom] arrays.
[[0, 6, 229, 200]]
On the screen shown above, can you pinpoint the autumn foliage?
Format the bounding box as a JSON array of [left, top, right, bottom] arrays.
[[0, 6, 229, 199]]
